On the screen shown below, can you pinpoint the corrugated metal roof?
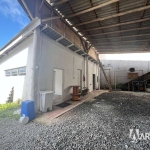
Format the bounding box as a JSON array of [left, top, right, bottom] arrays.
[[53, 0, 150, 53], [18, 0, 150, 54]]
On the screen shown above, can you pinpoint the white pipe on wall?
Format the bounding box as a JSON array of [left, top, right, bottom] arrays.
[[86, 56, 89, 88]]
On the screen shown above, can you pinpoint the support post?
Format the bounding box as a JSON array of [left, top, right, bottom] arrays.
[[128, 82, 130, 91], [98, 63, 100, 90], [30, 0, 41, 111], [83, 57, 86, 87], [114, 71, 116, 90], [30, 27, 41, 111]]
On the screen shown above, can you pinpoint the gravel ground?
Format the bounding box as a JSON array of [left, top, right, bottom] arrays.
[[1, 91, 150, 150]]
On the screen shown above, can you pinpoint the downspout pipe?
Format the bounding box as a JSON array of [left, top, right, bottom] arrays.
[[86, 56, 89, 89]]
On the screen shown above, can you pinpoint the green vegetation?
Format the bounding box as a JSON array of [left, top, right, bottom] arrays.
[[0, 102, 21, 119]]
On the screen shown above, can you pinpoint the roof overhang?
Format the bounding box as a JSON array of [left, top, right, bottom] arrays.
[[41, 24, 98, 62], [18, 0, 150, 54]]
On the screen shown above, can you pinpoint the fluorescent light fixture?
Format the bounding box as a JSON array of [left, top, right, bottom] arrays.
[[67, 21, 72, 25], [78, 32, 83, 36], [73, 27, 78, 31], [83, 37, 87, 40]]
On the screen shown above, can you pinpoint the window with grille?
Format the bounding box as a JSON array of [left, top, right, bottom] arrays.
[[5, 66, 26, 77], [18, 67, 26, 75], [11, 69, 18, 76], [5, 70, 11, 76]]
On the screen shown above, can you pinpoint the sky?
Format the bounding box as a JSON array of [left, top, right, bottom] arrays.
[[0, 0, 30, 49]]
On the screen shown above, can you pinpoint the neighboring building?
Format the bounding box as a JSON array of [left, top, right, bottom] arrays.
[[101, 60, 150, 89], [0, 18, 100, 111]]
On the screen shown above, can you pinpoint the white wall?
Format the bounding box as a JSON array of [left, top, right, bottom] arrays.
[[35, 33, 99, 109], [0, 36, 33, 104], [38, 33, 83, 105], [0, 31, 100, 107], [101, 60, 150, 88]]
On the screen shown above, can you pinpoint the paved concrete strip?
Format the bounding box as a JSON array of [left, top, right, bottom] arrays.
[[49, 90, 107, 119], [34, 90, 108, 125]]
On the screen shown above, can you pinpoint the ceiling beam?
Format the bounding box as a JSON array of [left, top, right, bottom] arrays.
[[73, 5, 150, 27], [96, 46, 149, 49], [39, 0, 45, 11], [21, 0, 34, 19], [98, 47, 150, 53], [97, 49, 149, 51], [116, 1, 122, 40], [51, 0, 68, 6], [66, 1, 89, 32], [96, 43, 150, 47], [44, 0, 91, 48], [89, 33, 150, 41], [42, 16, 60, 22], [96, 49, 150, 52], [138, 0, 148, 35], [79, 18, 150, 32], [88, 0, 112, 48], [66, 0, 93, 53], [65, 0, 119, 19], [96, 48, 150, 51], [96, 48, 149, 51], [140, 0, 148, 19], [95, 43, 150, 47], [94, 39, 150, 45], [98, 51, 150, 54], [84, 26, 150, 37]]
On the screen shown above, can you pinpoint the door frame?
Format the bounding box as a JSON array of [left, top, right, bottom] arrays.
[[53, 68, 64, 99], [93, 74, 96, 90]]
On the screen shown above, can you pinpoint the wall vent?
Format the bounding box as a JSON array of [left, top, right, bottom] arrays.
[[129, 68, 135, 72], [58, 38, 72, 47]]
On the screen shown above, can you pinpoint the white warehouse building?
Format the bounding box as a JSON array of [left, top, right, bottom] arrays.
[[0, 17, 100, 111]]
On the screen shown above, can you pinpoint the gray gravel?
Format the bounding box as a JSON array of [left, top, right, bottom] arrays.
[[1, 91, 150, 150]]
